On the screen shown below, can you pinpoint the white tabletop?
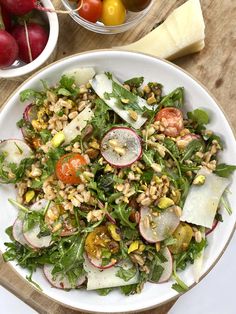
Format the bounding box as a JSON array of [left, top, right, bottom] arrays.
[[0, 232, 235, 314]]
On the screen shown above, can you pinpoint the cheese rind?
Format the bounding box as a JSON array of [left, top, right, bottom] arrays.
[[181, 168, 230, 228], [120, 0, 205, 60]]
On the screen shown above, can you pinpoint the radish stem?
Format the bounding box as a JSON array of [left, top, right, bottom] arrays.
[[24, 20, 33, 63], [35, 0, 84, 15]]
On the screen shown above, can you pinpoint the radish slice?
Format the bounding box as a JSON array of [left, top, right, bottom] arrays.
[[63, 67, 96, 86], [149, 247, 173, 283], [23, 104, 37, 122], [139, 206, 180, 243], [62, 106, 94, 145], [23, 199, 52, 249], [43, 264, 86, 289], [101, 127, 142, 168], [206, 219, 219, 235], [90, 73, 154, 129], [84, 255, 139, 290], [87, 253, 117, 270], [13, 218, 29, 246], [0, 139, 32, 165], [158, 248, 173, 283]]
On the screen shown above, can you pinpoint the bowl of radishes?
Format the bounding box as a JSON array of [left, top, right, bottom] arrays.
[[0, 0, 59, 79]]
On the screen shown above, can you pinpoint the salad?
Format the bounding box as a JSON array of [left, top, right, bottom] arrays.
[[1, 68, 235, 296]]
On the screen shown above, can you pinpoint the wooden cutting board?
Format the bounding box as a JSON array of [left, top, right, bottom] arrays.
[[0, 0, 235, 313]]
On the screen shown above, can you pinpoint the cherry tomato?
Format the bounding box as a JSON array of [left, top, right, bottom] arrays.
[[169, 223, 193, 254], [121, 0, 151, 12], [78, 0, 103, 23], [55, 153, 87, 184], [85, 226, 119, 259], [155, 107, 184, 137], [101, 0, 126, 26]]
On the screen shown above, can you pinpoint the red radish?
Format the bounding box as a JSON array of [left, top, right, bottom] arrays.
[[206, 219, 219, 235], [157, 248, 173, 283], [87, 253, 117, 269], [101, 127, 142, 168], [11, 23, 48, 64], [0, 4, 12, 31], [0, 139, 32, 165], [44, 264, 86, 289], [139, 206, 180, 243], [0, 0, 84, 16], [0, 30, 18, 68], [105, 211, 116, 225], [23, 199, 53, 249]]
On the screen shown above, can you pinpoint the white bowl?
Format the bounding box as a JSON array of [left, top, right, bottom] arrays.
[[0, 0, 59, 79], [0, 50, 236, 313]]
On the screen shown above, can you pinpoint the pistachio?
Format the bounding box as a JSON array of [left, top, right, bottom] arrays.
[[193, 175, 206, 185], [121, 98, 130, 104], [128, 241, 140, 254], [104, 164, 114, 173], [25, 190, 35, 203], [158, 197, 175, 209], [108, 224, 121, 242], [51, 131, 65, 148]]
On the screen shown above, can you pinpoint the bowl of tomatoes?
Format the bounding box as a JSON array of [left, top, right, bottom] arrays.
[[61, 0, 153, 34]]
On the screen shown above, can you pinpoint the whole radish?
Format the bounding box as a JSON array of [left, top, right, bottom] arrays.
[[0, 4, 12, 31], [11, 23, 48, 63], [0, 30, 18, 68], [0, 0, 35, 16]]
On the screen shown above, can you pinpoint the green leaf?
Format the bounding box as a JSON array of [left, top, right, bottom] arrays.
[[56, 75, 79, 97], [116, 266, 137, 282], [172, 261, 189, 292], [112, 204, 136, 229], [57, 88, 72, 96], [97, 288, 112, 296], [164, 138, 180, 158], [172, 282, 188, 293], [149, 264, 164, 282], [91, 98, 113, 139], [142, 150, 155, 167], [142, 169, 154, 184], [187, 109, 209, 125], [39, 130, 52, 144], [20, 89, 45, 105], [214, 163, 236, 178], [181, 139, 204, 162], [120, 284, 137, 295], [124, 77, 144, 88], [160, 87, 184, 109]]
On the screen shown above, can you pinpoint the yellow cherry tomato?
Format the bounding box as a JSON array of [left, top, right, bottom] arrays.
[[101, 0, 126, 26]]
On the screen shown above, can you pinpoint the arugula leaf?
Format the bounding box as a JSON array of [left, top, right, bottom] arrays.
[[116, 266, 137, 282], [97, 173, 114, 194], [97, 288, 112, 296], [142, 150, 155, 166], [0, 155, 34, 184], [120, 284, 137, 295], [91, 98, 113, 139], [142, 169, 154, 184], [187, 109, 209, 126], [56, 75, 79, 97], [122, 227, 140, 241], [20, 89, 46, 106], [160, 87, 184, 109], [43, 147, 65, 176], [39, 130, 52, 144], [214, 163, 236, 178], [88, 180, 106, 201], [149, 264, 164, 282], [164, 138, 180, 158], [124, 77, 144, 88], [112, 204, 136, 229], [181, 139, 204, 162], [104, 75, 145, 114], [172, 261, 189, 292]]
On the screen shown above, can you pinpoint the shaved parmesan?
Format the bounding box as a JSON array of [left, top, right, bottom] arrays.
[[121, 0, 205, 60], [181, 168, 230, 228], [84, 257, 139, 290], [90, 73, 151, 129], [63, 67, 96, 86], [62, 106, 94, 145]]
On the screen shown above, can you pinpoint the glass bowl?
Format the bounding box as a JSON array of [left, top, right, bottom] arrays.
[[61, 0, 154, 34]]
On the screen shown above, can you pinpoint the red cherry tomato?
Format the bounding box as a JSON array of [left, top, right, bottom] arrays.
[[56, 153, 87, 185], [155, 107, 184, 137], [78, 0, 103, 23]]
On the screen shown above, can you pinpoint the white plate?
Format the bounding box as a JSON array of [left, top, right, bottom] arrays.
[[0, 50, 236, 313]]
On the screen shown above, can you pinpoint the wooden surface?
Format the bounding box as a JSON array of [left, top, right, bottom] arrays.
[[0, 0, 235, 313]]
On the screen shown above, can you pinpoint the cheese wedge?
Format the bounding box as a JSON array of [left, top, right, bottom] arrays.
[[63, 67, 96, 86], [120, 0, 205, 60], [90, 73, 152, 129], [181, 168, 230, 228]]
